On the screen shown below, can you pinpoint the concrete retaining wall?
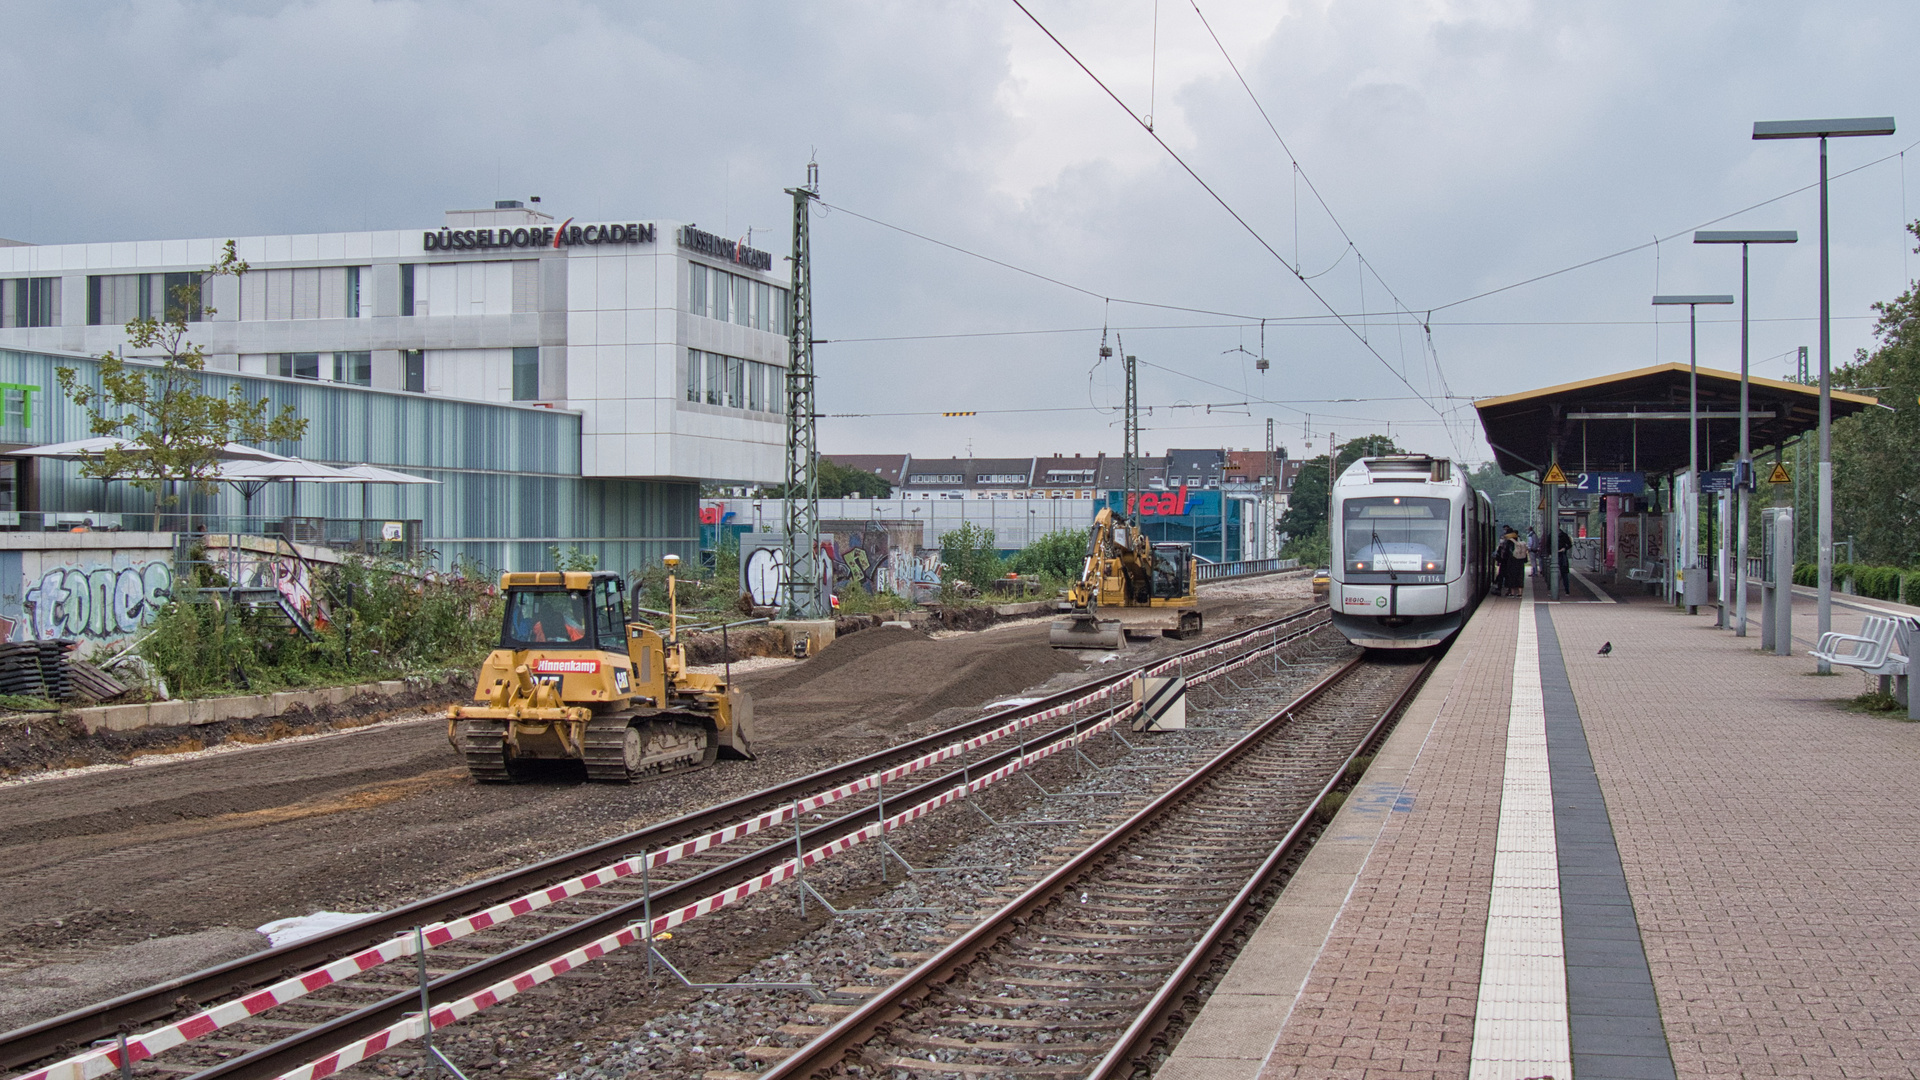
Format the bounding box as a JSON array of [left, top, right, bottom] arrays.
[[72, 675, 460, 734]]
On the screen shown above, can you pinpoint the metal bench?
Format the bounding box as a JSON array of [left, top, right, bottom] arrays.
[[1813, 615, 1919, 719]]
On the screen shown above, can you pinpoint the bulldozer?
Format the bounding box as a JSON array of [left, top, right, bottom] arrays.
[[447, 556, 753, 782], [1049, 506, 1203, 649]]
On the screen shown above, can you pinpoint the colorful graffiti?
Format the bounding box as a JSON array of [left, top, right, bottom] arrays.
[[23, 562, 173, 641]]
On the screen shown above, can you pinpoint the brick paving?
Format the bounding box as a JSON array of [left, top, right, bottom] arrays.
[[1554, 589, 1920, 1079], [1253, 596, 1523, 1080]]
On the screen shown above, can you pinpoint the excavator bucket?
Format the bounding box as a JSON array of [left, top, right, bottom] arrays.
[[1049, 613, 1124, 650]]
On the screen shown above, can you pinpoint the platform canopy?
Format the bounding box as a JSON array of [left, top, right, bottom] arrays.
[[1474, 362, 1880, 477]]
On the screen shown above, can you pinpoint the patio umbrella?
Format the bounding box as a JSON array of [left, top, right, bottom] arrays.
[[216, 457, 357, 518], [315, 463, 440, 525], [15, 438, 296, 522], [15, 437, 293, 463]]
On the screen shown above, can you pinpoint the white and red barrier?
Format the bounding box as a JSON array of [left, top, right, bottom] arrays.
[[10, 677, 1140, 1080], [271, 695, 1143, 1080]]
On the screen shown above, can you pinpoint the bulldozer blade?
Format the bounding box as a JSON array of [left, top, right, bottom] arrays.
[[1050, 616, 1124, 650]]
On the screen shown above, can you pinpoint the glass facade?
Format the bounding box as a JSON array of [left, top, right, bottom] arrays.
[[0, 347, 697, 570]]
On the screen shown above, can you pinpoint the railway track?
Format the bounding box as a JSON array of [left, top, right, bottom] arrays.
[[0, 606, 1335, 1080], [760, 651, 1433, 1080]]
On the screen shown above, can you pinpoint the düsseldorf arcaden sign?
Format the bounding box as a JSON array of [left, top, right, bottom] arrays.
[[422, 221, 657, 251], [676, 226, 775, 272]]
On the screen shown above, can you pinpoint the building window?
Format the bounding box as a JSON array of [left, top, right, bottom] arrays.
[[686, 262, 787, 333], [2, 278, 59, 328], [686, 348, 784, 414], [334, 351, 372, 386], [404, 350, 425, 393], [345, 266, 362, 319], [512, 346, 539, 400], [162, 272, 204, 322], [278, 353, 320, 380], [400, 264, 416, 317]]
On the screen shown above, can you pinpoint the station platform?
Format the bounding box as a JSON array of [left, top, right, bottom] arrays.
[[1161, 573, 1920, 1080]]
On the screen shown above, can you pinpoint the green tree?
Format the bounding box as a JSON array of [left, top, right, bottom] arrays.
[[1277, 434, 1403, 543], [818, 458, 894, 498], [1007, 526, 1089, 582], [1466, 460, 1536, 532], [57, 241, 307, 516], [938, 521, 1003, 587], [1832, 221, 1920, 564]]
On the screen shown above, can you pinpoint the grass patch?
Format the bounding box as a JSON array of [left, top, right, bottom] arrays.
[[1849, 688, 1905, 713], [0, 694, 61, 713]]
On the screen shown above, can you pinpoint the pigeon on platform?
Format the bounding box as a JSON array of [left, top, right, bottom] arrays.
[[1597, 641, 1612, 656]]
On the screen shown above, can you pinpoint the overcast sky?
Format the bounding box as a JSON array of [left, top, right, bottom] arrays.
[[4, 0, 1918, 466]]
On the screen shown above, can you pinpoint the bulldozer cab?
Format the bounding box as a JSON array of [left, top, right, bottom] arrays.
[[1149, 543, 1193, 600], [500, 571, 629, 653]]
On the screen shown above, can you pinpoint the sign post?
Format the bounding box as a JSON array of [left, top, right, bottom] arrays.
[[1542, 462, 1567, 599]]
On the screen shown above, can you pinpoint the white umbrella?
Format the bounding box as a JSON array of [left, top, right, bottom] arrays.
[[15, 437, 292, 463], [216, 458, 356, 518], [314, 463, 441, 526]]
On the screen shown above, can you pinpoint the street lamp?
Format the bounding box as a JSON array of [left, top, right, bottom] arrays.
[[1694, 229, 1797, 638], [1754, 116, 1895, 669], [1653, 293, 1735, 613]]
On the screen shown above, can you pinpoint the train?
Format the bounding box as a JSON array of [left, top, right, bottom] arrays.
[[1327, 454, 1495, 649]]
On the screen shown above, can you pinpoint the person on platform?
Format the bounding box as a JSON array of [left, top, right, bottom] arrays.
[[1510, 529, 1531, 594], [1557, 528, 1573, 596], [1499, 527, 1524, 596], [1494, 526, 1514, 596]]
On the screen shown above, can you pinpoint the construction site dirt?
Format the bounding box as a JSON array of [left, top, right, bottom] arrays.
[[0, 571, 1309, 1037]]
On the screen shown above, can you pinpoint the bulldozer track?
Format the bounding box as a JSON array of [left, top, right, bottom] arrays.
[[0, 605, 1334, 1080], [456, 718, 511, 782], [581, 715, 714, 782]]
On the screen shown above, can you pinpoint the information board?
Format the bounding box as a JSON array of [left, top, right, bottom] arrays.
[[1573, 471, 1645, 494], [1700, 471, 1734, 493]]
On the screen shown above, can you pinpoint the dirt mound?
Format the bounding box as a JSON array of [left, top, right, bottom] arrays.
[[742, 624, 1087, 744], [741, 625, 927, 697]]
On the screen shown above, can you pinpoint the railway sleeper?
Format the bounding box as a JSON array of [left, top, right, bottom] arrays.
[[869, 1054, 1088, 1076], [893, 1034, 1113, 1054]]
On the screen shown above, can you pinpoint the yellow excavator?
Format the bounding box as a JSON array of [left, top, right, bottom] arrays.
[[447, 556, 753, 782], [1049, 506, 1202, 649]]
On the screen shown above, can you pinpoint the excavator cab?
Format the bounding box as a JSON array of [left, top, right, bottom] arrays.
[[1149, 543, 1193, 600]]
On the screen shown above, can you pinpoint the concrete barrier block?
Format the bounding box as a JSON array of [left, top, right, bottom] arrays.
[[992, 601, 1051, 617], [771, 619, 836, 657], [326, 685, 354, 705], [147, 700, 190, 728], [78, 703, 150, 734], [377, 680, 406, 697]]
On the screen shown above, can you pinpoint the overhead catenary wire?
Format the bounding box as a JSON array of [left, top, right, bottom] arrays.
[[1007, 0, 1465, 456]]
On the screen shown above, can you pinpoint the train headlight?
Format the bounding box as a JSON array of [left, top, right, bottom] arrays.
[[1354, 562, 1366, 570], [1425, 561, 1437, 570]]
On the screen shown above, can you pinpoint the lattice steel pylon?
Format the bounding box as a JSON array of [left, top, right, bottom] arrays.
[[782, 163, 824, 618], [1120, 337, 1139, 515]]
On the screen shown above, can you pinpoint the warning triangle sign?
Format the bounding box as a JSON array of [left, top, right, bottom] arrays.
[[1768, 461, 1792, 484], [1542, 462, 1568, 484], [1538, 495, 1547, 510]]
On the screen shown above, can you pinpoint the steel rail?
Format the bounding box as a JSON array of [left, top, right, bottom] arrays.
[[171, 612, 1337, 1080], [1087, 655, 1434, 1079], [0, 605, 1329, 1074], [760, 651, 1381, 1080]]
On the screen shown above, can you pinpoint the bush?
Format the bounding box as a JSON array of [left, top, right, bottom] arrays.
[[939, 522, 1004, 591], [1006, 526, 1088, 585], [140, 553, 502, 698], [1793, 561, 1918, 603]]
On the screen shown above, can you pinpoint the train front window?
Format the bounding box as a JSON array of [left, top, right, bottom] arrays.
[[1343, 497, 1449, 573]]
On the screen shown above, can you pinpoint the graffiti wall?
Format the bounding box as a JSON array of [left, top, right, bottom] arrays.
[[738, 522, 937, 606], [0, 536, 178, 644]]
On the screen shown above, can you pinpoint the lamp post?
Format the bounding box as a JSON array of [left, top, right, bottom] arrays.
[[1653, 294, 1735, 614], [1694, 230, 1797, 638], [1754, 116, 1895, 670]]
